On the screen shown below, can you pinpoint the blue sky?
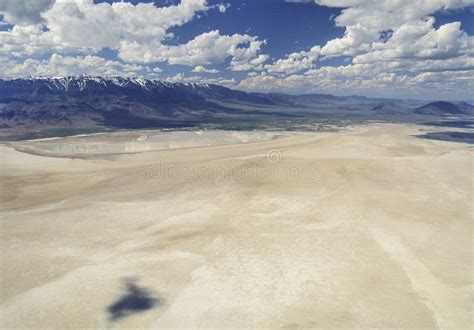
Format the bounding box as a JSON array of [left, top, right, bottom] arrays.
[[0, 0, 473, 99]]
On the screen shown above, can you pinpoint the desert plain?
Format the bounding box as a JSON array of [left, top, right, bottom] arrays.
[[0, 124, 472, 328]]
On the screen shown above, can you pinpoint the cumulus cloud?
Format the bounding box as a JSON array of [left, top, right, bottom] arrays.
[[0, 0, 211, 57], [265, 46, 320, 75], [192, 65, 220, 73], [321, 24, 377, 57], [239, 62, 474, 99], [317, 0, 474, 60], [255, 0, 474, 97], [0, 54, 143, 78], [0, 25, 65, 57], [165, 72, 195, 83], [120, 30, 267, 68], [0, 0, 55, 25], [0, 0, 267, 76], [316, 0, 474, 95], [230, 54, 269, 71], [316, 0, 473, 29], [0, 0, 473, 98], [353, 18, 474, 63], [42, 0, 209, 51]]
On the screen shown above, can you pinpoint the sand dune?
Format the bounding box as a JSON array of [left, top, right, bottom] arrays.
[[0, 124, 472, 328]]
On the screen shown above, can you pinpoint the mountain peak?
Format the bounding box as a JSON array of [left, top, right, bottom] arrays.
[[9, 76, 213, 92]]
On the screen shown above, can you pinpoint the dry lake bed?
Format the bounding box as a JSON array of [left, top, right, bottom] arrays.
[[0, 124, 472, 328]]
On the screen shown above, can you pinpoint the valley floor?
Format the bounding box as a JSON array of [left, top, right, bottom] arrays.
[[0, 124, 472, 328]]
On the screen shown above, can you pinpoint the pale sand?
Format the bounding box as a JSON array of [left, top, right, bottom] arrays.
[[0, 124, 472, 328]]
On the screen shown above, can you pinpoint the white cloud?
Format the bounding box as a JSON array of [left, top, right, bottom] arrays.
[[316, 0, 474, 30], [265, 46, 320, 75], [203, 77, 237, 86], [321, 24, 377, 57], [317, 0, 474, 60], [252, 0, 474, 98], [216, 3, 230, 13], [165, 72, 196, 83], [0, 0, 267, 76], [0, 54, 143, 78], [0, 25, 65, 57], [120, 30, 267, 68], [192, 65, 220, 73], [259, 0, 473, 98], [165, 72, 237, 87], [41, 0, 209, 51], [0, 0, 54, 25], [0, 0, 212, 56], [230, 54, 269, 71], [239, 59, 474, 99], [353, 18, 474, 63], [43, 0, 121, 50], [0, 0, 473, 99]]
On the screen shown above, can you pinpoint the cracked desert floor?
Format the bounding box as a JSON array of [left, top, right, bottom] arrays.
[[0, 124, 472, 328]]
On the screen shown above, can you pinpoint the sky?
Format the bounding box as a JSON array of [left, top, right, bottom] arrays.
[[0, 0, 473, 100]]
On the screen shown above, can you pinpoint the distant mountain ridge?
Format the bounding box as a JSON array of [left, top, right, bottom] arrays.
[[5, 76, 211, 92], [415, 101, 471, 115], [0, 76, 472, 130]]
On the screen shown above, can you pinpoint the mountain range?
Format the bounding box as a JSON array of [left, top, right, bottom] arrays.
[[0, 76, 472, 131]]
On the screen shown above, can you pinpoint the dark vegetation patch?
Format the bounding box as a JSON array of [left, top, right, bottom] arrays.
[[423, 120, 474, 129], [417, 131, 474, 144]]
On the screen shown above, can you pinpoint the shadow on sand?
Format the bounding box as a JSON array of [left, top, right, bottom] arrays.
[[108, 278, 162, 322]]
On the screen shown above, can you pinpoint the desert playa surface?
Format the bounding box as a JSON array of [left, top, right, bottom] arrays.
[[0, 124, 472, 328]]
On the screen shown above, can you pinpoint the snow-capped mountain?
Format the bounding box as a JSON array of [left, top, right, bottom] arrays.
[[0, 76, 471, 131], [18, 76, 211, 92], [0, 76, 284, 130]]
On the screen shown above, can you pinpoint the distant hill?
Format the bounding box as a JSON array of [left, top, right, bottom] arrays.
[[0, 76, 471, 131], [415, 101, 472, 116], [369, 102, 406, 115]]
